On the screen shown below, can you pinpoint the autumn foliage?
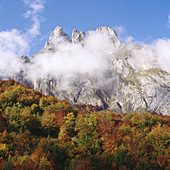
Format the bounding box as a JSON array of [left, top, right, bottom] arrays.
[[0, 80, 169, 169]]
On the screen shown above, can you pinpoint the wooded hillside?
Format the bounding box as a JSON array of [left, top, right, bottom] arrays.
[[0, 80, 169, 169]]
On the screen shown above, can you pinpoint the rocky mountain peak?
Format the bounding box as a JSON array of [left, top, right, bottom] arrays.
[[72, 29, 85, 44], [96, 27, 121, 47], [49, 26, 71, 45], [97, 26, 117, 36], [48, 26, 121, 47]]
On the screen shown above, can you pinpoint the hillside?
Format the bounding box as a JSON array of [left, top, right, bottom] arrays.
[[0, 80, 169, 169]]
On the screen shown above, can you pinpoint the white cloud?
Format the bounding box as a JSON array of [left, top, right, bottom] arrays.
[[27, 17, 41, 38], [168, 15, 170, 28], [127, 38, 170, 73], [125, 36, 134, 43], [127, 44, 157, 70], [28, 31, 115, 80], [113, 26, 125, 35], [152, 38, 170, 73], [113, 26, 134, 44], [24, 10, 32, 18], [0, 0, 45, 77], [0, 29, 29, 55], [23, 0, 45, 39], [0, 29, 29, 76]]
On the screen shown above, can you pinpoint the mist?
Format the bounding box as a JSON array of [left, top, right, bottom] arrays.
[[0, 0, 44, 77], [153, 39, 170, 73], [27, 31, 116, 80]]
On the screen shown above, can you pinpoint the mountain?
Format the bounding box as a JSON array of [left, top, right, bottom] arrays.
[[1, 26, 170, 115]]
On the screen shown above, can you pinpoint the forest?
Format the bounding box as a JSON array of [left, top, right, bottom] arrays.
[[0, 80, 169, 169]]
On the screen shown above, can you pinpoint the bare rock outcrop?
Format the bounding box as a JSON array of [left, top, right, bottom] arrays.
[[72, 29, 85, 44]]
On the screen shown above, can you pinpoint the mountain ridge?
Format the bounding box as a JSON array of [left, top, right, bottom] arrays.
[[1, 26, 170, 115]]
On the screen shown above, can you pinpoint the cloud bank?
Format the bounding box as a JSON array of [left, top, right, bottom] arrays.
[[168, 15, 170, 28], [28, 31, 115, 80], [114, 26, 125, 35], [0, 0, 45, 77], [153, 39, 170, 73]]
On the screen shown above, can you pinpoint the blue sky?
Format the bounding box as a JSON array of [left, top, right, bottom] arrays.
[[0, 0, 170, 56]]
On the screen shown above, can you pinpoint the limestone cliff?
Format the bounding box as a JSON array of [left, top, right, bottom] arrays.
[[2, 26, 170, 115]]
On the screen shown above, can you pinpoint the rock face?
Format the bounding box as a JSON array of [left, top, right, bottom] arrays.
[[72, 29, 85, 44], [109, 68, 170, 114], [2, 26, 170, 115], [49, 26, 71, 43], [96, 27, 121, 47]]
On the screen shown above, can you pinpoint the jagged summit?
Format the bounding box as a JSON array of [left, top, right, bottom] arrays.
[[96, 27, 121, 47], [47, 26, 120, 48], [31, 26, 121, 59], [49, 26, 71, 44], [47, 26, 120, 45], [72, 29, 85, 44]]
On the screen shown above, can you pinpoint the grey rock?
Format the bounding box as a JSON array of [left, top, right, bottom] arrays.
[[72, 29, 85, 44], [96, 27, 121, 48], [49, 26, 71, 44], [30, 26, 71, 60], [111, 68, 170, 115], [21, 56, 30, 63]]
